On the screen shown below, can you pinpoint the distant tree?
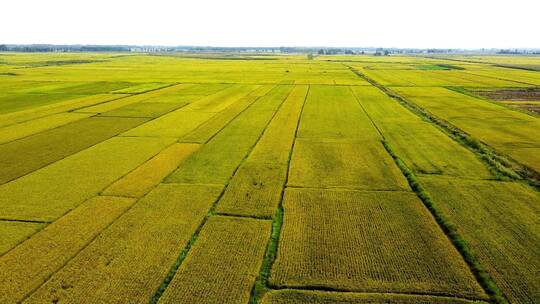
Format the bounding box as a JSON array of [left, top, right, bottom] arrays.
[[0, 44, 7, 51], [384, 50, 390, 56], [307, 54, 314, 60]]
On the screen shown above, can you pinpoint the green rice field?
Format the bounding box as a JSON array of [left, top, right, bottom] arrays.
[[0, 52, 539, 304]]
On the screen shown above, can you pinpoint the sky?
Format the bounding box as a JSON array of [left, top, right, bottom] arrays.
[[1, 0, 539, 49]]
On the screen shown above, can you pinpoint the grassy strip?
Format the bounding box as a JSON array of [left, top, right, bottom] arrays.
[[347, 66, 540, 189], [250, 207, 284, 303], [149, 207, 215, 304], [249, 86, 309, 303], [382, 141, 507, 304], [149, 184, 230, 304]]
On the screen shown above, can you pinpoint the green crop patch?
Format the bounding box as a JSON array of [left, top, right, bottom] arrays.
[[73, 83, 194, 113], [383, 122, 492, 177], [261, 290, 486, 304], [179, 85, 276, 143], [0, 196, 136, 303], [0, 112, 92, 144], [0, 221, 45, 256], [350, 86, 492, 178], [349, 85, 421, 123], [0, 93, 84, 115], [269, 188, 486, 299], [297, 85, 380, 140], [111, 82, 171, 94], [102, 143, 200, 198], [416, 64, 465, 70], [119, 85, 259, 137], [288, 139, 410, 190], [157, 216, 271, 304], [99, 102, 187, 118], [0, 94, 125, 128], [166, 86, 292, 184], [25, 184, 223, 304], [0, 116, 148, 185], [394, 86, 540, 172], [166, 135, 259, 184], [419, 176, 540, 304], [216, 85, 308, 217], [173, 83, 232, 96], [121, 111, 215, 138], [179, 84, 258, 113], [0, 136, 173, 222]]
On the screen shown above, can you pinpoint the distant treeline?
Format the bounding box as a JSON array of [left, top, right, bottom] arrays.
[[0, 44, 539, 55], [0, 44, 133, 52]]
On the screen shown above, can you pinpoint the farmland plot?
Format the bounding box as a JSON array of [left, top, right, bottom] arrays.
[[158, 216, 271, 304], [0, 221, 44, 255], [287, 139, 409, 190], [0, 196, 136, 303], [0, 116, 149, 185], [350, 86, 492, 178], [120, 85, 258, 138], [419, 177, 540, 304], [394, 87, 540, 172], [166, 85, 292, 185], [0, 136, 173, 221], [216, 85, 308, 218], [269, 188, 486, 299], [25, 184, 223, 303], [0, 53, 539, 304]]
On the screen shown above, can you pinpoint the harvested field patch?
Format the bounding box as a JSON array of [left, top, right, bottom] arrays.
[[157, 216, 271, 304], [0, 136, 173, 221], [288, 139, 409, 190], [261, 290, 486, 304], [419, 176, 540, 304], [269, 188, 486, 299], [0, 196, 135, 303], [502, 101, 540, 114], [0, 116, 148, 185], [25, 184, 223, 304], [102, 143, 200, 198], [472, 88, 540, 101]]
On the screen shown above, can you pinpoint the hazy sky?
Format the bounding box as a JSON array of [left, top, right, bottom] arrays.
[[2, 0, 539, 48]]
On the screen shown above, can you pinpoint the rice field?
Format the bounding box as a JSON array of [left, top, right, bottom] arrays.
[[0, 52, 538, 304]]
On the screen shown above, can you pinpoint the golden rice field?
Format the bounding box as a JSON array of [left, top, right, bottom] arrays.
[[0, 52, 539, 304]]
